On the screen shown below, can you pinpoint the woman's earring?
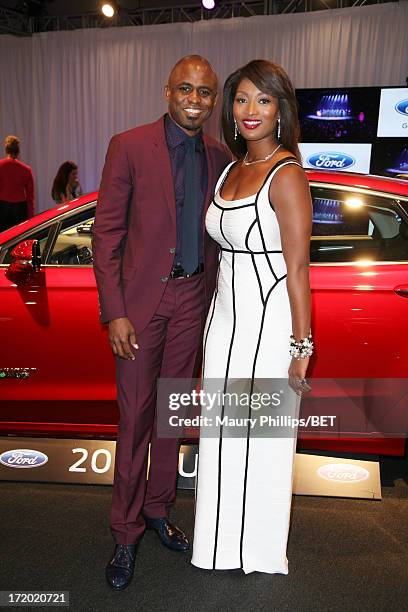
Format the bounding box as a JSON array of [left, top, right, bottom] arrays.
[[277, 117, 281, 140], [234, 118, 238, 140]]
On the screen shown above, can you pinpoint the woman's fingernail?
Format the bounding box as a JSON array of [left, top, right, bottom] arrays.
[[132, 343, 139, 349]]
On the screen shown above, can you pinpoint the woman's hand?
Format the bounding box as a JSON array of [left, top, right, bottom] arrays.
[[288, 356, 311, 395]]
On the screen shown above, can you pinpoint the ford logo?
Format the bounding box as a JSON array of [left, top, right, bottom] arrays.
[[395, 99, 408, 116], [307, 152, 355, 170], [317, 463, 369, 483], [0, 449, 48, 469]]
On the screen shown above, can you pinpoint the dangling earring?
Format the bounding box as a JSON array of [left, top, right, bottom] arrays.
[[277, 117, 281, 140], [234, 118, 238, 140]]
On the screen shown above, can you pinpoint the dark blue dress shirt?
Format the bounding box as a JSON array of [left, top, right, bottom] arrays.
[[165, 113, 208, 267]]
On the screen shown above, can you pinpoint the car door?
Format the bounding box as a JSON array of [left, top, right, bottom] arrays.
[[0, 202, 117, 436], [309, 184, 408, 377], [301, 183, 408, 454]]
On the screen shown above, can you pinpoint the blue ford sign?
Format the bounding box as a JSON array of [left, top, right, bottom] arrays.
[[307, 152, 355, 170], [0, 449, 48, 469], [395, 99, 408, 116]]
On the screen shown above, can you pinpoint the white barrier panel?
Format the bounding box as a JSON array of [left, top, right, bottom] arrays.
[[0, 438, 380, 499], [292, 453, 381, 499], [0, 438, 116, 485]]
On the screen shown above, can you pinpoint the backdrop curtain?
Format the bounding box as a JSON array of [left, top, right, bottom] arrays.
[[1, 2, 407, 211]]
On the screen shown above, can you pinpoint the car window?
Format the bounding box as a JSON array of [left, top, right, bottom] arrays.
[[1, 225, 53, 264], [310, 187, 408, 263], [48, 207, 95, 265]]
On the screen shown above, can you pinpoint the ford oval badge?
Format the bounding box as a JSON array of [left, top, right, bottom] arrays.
[[0, 449, 49, 469], [395, 99, 408, 116], [307, 152, 355, 170], [317, 463, 369, 483]]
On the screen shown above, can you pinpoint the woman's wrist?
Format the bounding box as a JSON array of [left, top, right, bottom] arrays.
[[289, 331, 314, 360]]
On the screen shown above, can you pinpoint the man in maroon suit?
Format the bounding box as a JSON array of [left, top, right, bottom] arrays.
[[92, 55, 231, 590]]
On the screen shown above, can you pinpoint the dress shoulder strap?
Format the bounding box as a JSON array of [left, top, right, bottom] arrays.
[[214, 160, 237, 195], [265, 156, 302, 187], [260, 156, 303, 210], [258, 156, 302, 197]]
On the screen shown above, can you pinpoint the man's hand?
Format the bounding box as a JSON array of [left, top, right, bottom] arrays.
[[108, 317, 139, 360]]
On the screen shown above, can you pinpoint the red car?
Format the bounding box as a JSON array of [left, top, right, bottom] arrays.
[[1, 171, 407, 456]]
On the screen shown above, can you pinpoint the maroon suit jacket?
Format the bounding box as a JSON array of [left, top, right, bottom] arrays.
[[92, 115, 231, 333]]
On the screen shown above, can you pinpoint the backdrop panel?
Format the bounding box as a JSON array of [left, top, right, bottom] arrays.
[[0, 3, 407, 211]]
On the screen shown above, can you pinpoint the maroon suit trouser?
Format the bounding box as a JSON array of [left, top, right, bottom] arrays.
[[110, 273, 206, 544]]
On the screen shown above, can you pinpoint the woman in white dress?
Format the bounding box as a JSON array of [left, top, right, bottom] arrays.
[[191, 60, 313, 575]]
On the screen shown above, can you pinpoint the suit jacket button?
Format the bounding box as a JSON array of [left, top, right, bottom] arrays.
[[169, 247, 175, 254], [161, 276, 169, 283]]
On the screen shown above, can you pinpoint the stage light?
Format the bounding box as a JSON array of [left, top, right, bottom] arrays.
[[202, 0, 215, 9], [101, 3, 115, 17]]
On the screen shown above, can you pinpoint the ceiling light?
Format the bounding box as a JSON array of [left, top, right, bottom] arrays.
[[202, 0, 215, 9], [101, 3, 115, 17]]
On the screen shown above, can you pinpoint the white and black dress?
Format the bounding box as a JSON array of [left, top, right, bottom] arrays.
[[191, 157, 301, 575]]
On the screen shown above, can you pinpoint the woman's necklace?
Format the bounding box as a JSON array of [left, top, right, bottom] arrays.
[[243, 143, 281, 166]]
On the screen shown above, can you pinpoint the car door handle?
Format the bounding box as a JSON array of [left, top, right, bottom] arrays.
[[394, 285, 408, 298]]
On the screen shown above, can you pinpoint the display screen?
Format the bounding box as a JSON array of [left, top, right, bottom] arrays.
[[296, 87, 381, 143], [370, 139, 408, 177], [299, 143, 372, 174], [377, 87, 408, 137]]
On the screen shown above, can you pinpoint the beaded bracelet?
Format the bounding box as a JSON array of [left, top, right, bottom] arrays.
[[289, 332, 314, 360]]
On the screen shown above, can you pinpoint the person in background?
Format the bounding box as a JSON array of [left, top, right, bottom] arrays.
[[51, 161, 82, 203], [0, 135, 35, 232]]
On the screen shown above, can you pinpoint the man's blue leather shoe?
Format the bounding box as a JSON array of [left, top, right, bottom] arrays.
[[105, 544, 137, 590], [144, 516, 189, 552]]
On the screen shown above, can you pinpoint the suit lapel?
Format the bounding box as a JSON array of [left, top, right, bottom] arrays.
[[152, 116, 176, 225]]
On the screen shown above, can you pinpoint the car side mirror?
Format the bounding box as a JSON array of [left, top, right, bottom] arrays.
[[6, 239, 42, 285]]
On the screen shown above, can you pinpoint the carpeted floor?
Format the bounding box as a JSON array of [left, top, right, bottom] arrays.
[[1, 460, 407, 612]]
